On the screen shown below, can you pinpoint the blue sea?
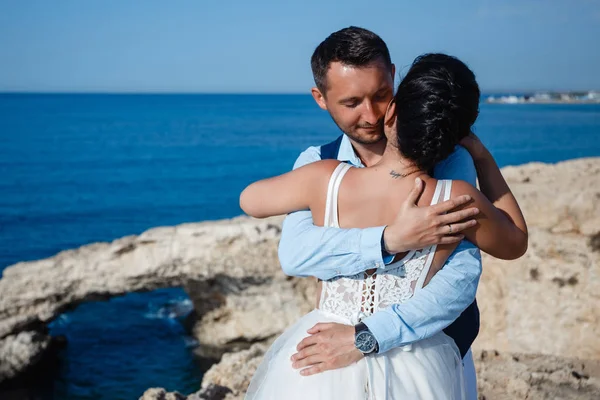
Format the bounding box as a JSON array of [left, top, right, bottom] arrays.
[[1, 94, 599, 399]]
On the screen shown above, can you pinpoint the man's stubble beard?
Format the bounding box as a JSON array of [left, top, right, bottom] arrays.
[[349, 131, 386, 145], [329, 114, 387, 146]]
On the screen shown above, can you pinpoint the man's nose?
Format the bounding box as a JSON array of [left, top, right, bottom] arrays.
[[362, 102, 380, 125]]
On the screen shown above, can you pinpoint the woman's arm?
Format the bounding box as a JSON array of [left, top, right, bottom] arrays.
[[240, 159, 341, 218], [454, 134, 528, 259]]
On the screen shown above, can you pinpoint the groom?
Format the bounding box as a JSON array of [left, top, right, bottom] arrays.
[[279, 27, 482, 398]]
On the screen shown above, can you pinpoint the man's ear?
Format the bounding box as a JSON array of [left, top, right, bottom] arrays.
[[311, 87, 328, 111]]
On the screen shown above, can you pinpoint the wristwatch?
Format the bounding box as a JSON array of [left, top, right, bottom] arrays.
[[354, 322, 379, 355]]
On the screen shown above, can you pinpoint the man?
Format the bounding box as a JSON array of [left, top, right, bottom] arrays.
[[279, 26, 483, 399]]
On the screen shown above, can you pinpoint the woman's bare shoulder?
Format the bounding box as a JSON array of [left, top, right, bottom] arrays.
[[449, 179, 480, 198], [313, 159, 343, 172], [415, 175, 440, 207], [294, 158, 341, 175]]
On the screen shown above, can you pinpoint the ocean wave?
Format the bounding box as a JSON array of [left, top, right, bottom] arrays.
[[49, 313, 72, 328], [183, 336, 199, 348], [144, 298, 194, 320]]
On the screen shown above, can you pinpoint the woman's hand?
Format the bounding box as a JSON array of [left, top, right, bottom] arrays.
[[460, 132, 490, 162]]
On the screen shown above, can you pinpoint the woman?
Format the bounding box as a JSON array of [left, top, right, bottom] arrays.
[[240, 54, 527, 399]]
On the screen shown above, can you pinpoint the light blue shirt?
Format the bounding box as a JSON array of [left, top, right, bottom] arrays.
[[278, 135, 482, 353]]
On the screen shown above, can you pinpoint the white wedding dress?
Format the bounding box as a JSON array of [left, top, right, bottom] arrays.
[[246, 163, 465, 399]]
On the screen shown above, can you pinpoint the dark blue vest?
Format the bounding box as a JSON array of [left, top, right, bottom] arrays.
[[319, 134, 345, 160], [320, 134, 480, 358]]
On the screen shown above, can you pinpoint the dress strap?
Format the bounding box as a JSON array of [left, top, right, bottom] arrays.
[[415, 180, 453, 290], [323, 163, 352, 228]]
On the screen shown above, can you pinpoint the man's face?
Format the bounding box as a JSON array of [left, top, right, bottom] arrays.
[[312, 60, 395, 145]]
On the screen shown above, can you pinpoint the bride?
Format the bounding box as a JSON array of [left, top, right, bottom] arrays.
[[239, 53, 527, 399]]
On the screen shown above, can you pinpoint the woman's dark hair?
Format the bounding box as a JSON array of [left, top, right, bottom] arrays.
[[394, 53, 480, 172], [311, 26, 392, 94]]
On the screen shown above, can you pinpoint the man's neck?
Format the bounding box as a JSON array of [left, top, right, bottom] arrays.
[[379, 143, 422, 173], [349, 139, 387, 167]]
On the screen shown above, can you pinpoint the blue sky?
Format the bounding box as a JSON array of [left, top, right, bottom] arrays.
[[1, 0, 599, 93]]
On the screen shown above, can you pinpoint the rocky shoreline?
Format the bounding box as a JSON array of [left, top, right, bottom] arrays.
[[1, 158, 599, 399]]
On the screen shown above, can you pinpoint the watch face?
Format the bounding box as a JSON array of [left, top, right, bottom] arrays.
[[355, 331, 376, 353]]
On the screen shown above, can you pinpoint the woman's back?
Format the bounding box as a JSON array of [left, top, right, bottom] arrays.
[[336, 165, 438, 229], [316, 163, 458, 323]]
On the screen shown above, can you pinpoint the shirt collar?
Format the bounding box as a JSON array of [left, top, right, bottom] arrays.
[[337, 134, 364, 167]]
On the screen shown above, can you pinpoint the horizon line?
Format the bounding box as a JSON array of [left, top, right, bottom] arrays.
[[2, 88, 599, 96]]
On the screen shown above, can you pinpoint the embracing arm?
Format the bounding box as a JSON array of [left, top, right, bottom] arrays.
[[244, 147, 388, 279], [279, 211, 387, 278], [363, 240, 481, 352], [239, 158, 335, 218], [452, 135, 528, 259], [459, 134, 528, 259], [455, 180, 527, 260], [436, 143, 528, 260]]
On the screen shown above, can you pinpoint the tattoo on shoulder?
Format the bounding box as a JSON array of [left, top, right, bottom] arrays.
[[389, 170, 405, 179]]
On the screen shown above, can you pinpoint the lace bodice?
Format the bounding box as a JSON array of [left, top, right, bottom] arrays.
[[318, 163, 452, 325]]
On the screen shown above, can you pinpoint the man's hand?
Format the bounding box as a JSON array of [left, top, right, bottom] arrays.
[[383, 177, 479, 254], [290, 323, 363, 376]]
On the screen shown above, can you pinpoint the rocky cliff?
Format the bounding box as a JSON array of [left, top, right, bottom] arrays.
[[1, 158, 599, 399]]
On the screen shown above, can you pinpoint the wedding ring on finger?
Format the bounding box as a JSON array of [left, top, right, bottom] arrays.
[[448, 224, 453, 234]]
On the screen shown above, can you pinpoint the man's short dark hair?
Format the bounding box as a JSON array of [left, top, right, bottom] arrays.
[[311, 26, 392, 94]]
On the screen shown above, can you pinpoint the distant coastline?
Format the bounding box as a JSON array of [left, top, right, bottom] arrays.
[[2, 91, 600, 104], [486, 90, 600, 104]]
